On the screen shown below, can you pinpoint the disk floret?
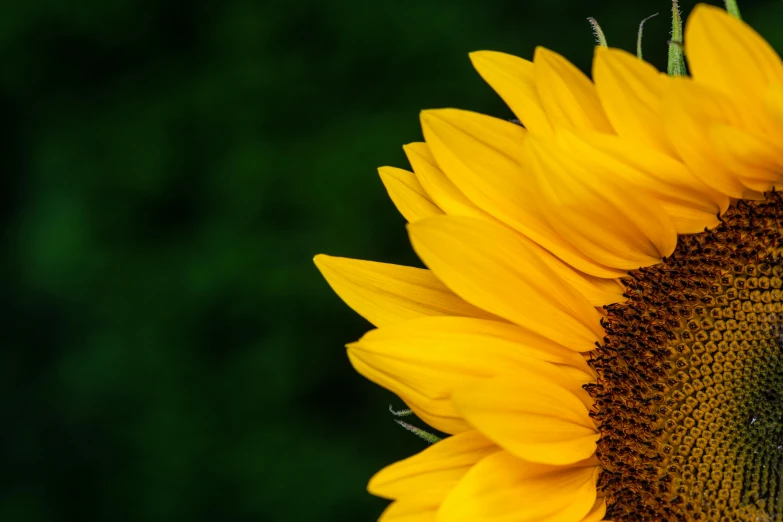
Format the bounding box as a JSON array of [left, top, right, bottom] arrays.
[[589, 194, 783, 521]]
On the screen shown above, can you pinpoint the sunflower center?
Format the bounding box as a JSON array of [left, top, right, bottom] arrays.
[[589, 194, 783, 521]]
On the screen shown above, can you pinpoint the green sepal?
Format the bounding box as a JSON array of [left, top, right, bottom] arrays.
[[394, 419, 442, 444], [587, 17, 608, 48], [724, 0, 742, 20], [637, 13, 659, 60], [667, 0, 687, 76]]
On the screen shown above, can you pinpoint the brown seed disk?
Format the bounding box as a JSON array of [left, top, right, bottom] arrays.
[[589, 194, 783, 521]]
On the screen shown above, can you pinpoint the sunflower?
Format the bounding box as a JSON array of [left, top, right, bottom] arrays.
[[315, 3, 783, 520]]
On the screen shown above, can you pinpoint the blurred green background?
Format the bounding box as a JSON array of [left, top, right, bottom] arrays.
[[4, 1, 781, 521]]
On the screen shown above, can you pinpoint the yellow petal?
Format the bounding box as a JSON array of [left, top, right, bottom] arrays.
[[580, 498, 607, 522], [661, 205, 720, 237], [526, 134, 677, 270], [592, 47, 674, 155], [405, 138, 624, 306], [380, 498, 437, 522], [686, 4, 783, 103], [403, 142, 489, 220], [347, 351, 468, 434], [469, 51, 553, 136], [408, 216, 603, 350], [766, 84, 783, 127], [555, 129, 726, 233], [420, 108, 624, 278], [534, 47, 613, 134], [354, 316, 595, 386], [369, 430, 496, 500], [372, 316, 595, 372], [348, 316, 595, 433], [566, 273, 624, 308], [662, 78, 762, 200], [437, 451, 599, 522], [709, 124, 783, 193], [452, 375, 598, 465], [379, 166, 444, 223], [314, 255, 496, 327], [530, 247, 624, 308]]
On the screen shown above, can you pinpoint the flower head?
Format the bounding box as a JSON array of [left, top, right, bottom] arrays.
[[316, 3, 783, 520]]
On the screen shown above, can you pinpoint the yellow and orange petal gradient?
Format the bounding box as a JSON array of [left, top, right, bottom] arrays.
[[315, 4, 783, 521]]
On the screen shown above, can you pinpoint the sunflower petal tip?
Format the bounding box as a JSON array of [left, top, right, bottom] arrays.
[[313, 253, 328, 267], [420, 108, 447, 119], [593, 45, 616, 65], [366, 469, 399, 500], [596, 46, 641, 65], [418, 109, 436, 125], [366, 476, 383, 496], [533, 46, 556, 61], [401, 142, 419, 157], [688, 2, 730, 26], [420, 109, 457, 131], [692, 2, 723, 15], [468, 50, 498, 63], [377, 166, 394, 178]]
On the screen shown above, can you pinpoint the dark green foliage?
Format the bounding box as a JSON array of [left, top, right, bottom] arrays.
[[2, 1, 780, 521]]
